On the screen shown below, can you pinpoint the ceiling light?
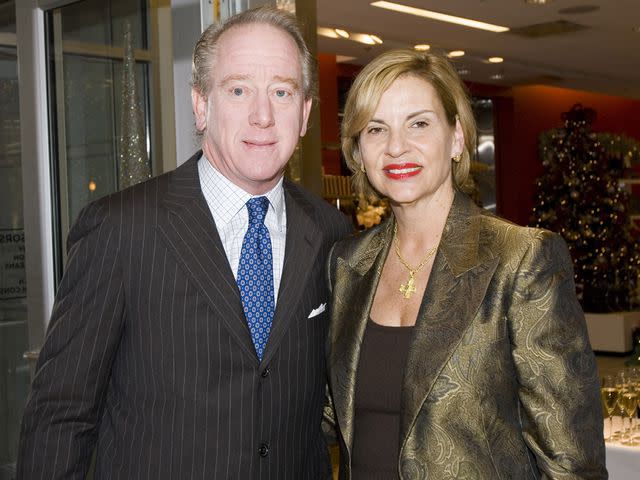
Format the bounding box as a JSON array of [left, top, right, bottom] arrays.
[[414, 44, 431, 51], [336, 55, 357, 63], [488, 57, 504, 63], [524, 0, 550, 4], [448, 50, 465, 58], [633, 26, 640, 33], [334, 28, 350, 38], [371, 1, 509, 33], [351, 33, 384, 45], [317, 27, 339, 39]]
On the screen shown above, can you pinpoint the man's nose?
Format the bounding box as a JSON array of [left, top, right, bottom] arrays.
[[249, 92, 275, 128]]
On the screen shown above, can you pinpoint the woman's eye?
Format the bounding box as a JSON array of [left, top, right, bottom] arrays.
[[412, 120, 428, 128], [367, 126, 384, 135]]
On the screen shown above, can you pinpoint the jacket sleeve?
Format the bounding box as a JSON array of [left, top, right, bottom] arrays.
[[507, 230, 607, 480], [17, 200, 126, 480], [322, 242, 340, 442]]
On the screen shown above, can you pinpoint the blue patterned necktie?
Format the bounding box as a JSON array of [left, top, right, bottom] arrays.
[[237, 197, 275, 360]]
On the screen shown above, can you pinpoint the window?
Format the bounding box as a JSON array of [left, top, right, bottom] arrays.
[[46, 0, 153, 276]]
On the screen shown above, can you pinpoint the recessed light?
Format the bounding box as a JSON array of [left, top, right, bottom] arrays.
[[448, 50, 465, 58], [633, 26, 640, 33], [334, 28, 350, 38], [336, 55, 357, 63], [525, 0, 551, 4], [317, 27, 339, 39], [370, 1, 509, 33], [351, 33, 384, 45], [414, 44, 431, 51], [488, 57, 504, 63]]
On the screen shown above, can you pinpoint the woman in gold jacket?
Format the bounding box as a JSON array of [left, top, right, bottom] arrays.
[[326, 49, 606, 479]]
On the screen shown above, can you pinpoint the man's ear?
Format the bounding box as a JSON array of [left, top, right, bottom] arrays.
[[191, 87, 208, 133], [299, 98, 313, 137]]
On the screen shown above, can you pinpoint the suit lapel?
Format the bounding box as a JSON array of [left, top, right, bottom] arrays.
[[261, 181, 323, 365], [156, 153, 257, 361], [399, 193, 500, 447], [329, 219, 394, 454]]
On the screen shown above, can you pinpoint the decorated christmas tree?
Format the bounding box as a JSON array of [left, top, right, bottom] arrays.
[[531, 104, 640, 312]]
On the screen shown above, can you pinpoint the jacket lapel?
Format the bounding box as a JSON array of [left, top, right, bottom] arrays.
[[328, 219, 394, 455], [156, 153, 257, 362], [399, 193, 500, 447], [261, 181, 323, 365]]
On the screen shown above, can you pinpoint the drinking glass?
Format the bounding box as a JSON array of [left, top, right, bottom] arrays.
[[618, 377, 638, 445], [601, 375, 619, 442]]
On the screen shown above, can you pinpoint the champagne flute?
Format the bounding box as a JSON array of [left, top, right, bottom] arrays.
[[601, 375, 618, 442], [618, 381, 638, 445], [628, 368, 640, 440]]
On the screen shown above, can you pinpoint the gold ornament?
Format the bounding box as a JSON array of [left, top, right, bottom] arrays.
[[394, 223, 438, 299]]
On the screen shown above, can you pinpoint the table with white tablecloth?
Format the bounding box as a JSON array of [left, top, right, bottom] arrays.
[[603, 416, 640, 479]]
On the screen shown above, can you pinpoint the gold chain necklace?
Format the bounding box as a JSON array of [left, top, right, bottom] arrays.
[[394, 223, 437, 299]]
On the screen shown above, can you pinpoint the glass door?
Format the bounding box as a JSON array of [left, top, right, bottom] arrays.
[[0, 3, 29, 479], [47, 0, 153, 273]]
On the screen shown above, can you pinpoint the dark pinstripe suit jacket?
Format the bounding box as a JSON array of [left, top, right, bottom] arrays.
[[17, 153, 353, 480]]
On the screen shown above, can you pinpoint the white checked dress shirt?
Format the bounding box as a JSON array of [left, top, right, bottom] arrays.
[[198, 155, 287, 300]]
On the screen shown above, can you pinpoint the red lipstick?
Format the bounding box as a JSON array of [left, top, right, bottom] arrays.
[[382, 163, 422, 180]]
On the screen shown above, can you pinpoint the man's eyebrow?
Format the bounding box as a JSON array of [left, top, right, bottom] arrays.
[[273, 76, 301, 90], [219, 74, 250, 87], [219, 74, 301, 88]]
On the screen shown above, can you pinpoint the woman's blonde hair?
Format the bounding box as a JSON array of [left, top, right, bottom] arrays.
[[341, 50, 477, 200]]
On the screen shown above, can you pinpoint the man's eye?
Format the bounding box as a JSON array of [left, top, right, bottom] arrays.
[[232, 87, 244, 96], [275, 89, 289, 98]]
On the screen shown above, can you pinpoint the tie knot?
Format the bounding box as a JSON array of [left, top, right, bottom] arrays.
[[246, 196, 269, 225]]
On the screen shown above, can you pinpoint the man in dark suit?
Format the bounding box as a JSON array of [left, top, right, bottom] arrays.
[[17, 6, 352, 479]]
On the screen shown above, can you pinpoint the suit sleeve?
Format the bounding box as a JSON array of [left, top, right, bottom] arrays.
[[507, 230, 607, 480], [17, 200, 126, 480]]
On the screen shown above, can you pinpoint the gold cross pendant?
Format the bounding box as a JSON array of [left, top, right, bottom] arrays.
[[399, 271, 417, 299]]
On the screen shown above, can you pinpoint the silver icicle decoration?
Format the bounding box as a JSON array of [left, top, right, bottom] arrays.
[[119, 21, 151, 189]]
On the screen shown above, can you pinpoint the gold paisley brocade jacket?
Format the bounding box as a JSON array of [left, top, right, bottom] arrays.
[[326, 192, 607, 480]]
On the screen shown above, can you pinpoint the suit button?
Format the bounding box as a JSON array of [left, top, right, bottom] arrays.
[[261, 367, 270, 378], [258, 443, 269, 457]]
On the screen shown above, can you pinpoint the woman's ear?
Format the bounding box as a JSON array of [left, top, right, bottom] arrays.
[[451, 116, 465, 158]]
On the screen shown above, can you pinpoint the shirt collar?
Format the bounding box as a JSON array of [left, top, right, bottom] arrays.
[[198, 154, 286, 231]]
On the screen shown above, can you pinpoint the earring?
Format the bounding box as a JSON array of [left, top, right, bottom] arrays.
[[452, 154, 462, 163], [360, 163, 366, 173]]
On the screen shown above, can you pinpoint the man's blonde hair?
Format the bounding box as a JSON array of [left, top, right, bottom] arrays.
[[192, 5, 317, 102]]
